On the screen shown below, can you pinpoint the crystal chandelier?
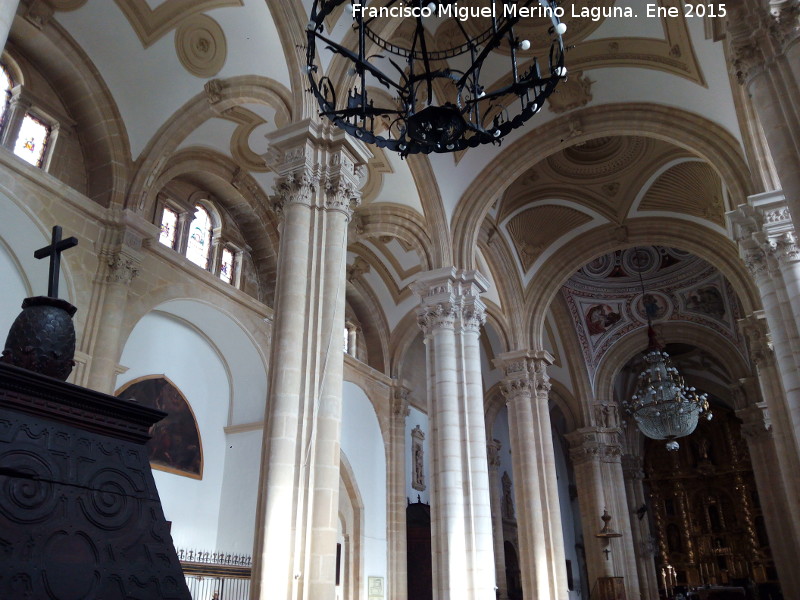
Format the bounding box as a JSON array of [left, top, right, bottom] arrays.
[[305, 0, 567, 156], [622, 251, 712, 451]]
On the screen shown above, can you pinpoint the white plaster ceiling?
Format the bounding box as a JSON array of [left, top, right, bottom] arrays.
[[55, 0, 290, 159]]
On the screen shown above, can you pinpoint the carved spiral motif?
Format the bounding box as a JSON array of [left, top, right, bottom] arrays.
[[80, 469, 138, 530], [0, 451, 59, 523]]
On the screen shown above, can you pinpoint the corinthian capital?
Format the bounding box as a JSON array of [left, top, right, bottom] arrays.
[[324, 177, 361, 219], [417, 302, 458, 334], [742, 247, 769, 278], [410, 267, 489, 336], [766, 231, 800, 264], [494, 349, 554, 403], [272, 170, 317, 214]]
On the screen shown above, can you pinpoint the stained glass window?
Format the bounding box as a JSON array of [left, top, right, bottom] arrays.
[[186, 204, 212, 268], [219, 247, 234, 284], [159, 206, 178, 248], [14, 113, 51, 167], [0, 65, 12, 130]]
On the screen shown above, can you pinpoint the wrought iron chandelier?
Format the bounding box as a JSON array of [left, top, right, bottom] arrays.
[[305, 0, 567, 156], [622, 252, 712, 451]]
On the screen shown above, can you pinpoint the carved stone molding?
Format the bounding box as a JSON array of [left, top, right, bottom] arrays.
[[737, 402, 773, 442], [729, 35, 766, 85], [23, 0, 54, 28], [487, 438, 502, 469], [594, 403, 619, 429], [106, 253, 140, 285], [347, 257, 371, 282], [204, 78, 225, 105], [742, 247, 769, 278], [546, 70, 593, 114], [738, 313, 775, 368], [621, 454, 644, 480], [175, 14, 227, 78], [391, 386, 410, 419], [264, 121, 371, 220], [566, 428, 623, 466]]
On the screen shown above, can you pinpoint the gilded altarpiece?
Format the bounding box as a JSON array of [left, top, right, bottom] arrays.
[[644, 406, 780, 595]]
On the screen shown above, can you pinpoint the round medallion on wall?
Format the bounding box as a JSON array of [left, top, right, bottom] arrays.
[[633, 291, 672, 322], [175, 14, 227, 78]]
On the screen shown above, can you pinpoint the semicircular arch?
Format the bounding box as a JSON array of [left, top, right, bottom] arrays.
[[452, 103, 753, 271], [524, 219, 760, 349]]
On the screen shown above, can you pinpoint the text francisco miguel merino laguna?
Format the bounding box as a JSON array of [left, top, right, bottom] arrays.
[[350, 3, 637, 22]]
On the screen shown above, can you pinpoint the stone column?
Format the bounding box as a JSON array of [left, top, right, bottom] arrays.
[[494, 350, 568, 600], [0, 89, 30, 150], [388, 384, 410, 600], [487, 439, 509, 600], [82, 215, 148, 393], [410, 268, 496, 600], [726, 0, 800, 219], [251, 121, 369, 600], [566, 428, 641, 600], [0, 1, 19, 55], [621, 455, 659, 600], [736, 400, 800, 596]]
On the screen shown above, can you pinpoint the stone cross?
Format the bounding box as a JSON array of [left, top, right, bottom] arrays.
[[34, 225, 78, 298]]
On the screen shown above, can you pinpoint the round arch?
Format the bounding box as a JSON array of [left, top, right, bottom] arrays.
[[593, 321, 751, 411], [126, 75, 293, 212], [523, 219, 761, 348], [9, 17, 132, 207], [452, 103, 753, 270]]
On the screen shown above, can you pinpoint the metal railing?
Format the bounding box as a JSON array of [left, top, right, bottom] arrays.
[[177, 549, 252, 600]]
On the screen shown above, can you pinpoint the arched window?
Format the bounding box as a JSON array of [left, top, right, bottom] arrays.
[[219, 246, 235, 284], [156, 196, 243, 288], [159, 205, 179, 249], [14, 112, 51, 167], [0, 65, 12, 130], [186, 204, 212, 269], [0, 61, 56, 169]]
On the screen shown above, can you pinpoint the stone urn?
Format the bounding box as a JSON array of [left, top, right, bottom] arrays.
[[2, 296, 77, 380]]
